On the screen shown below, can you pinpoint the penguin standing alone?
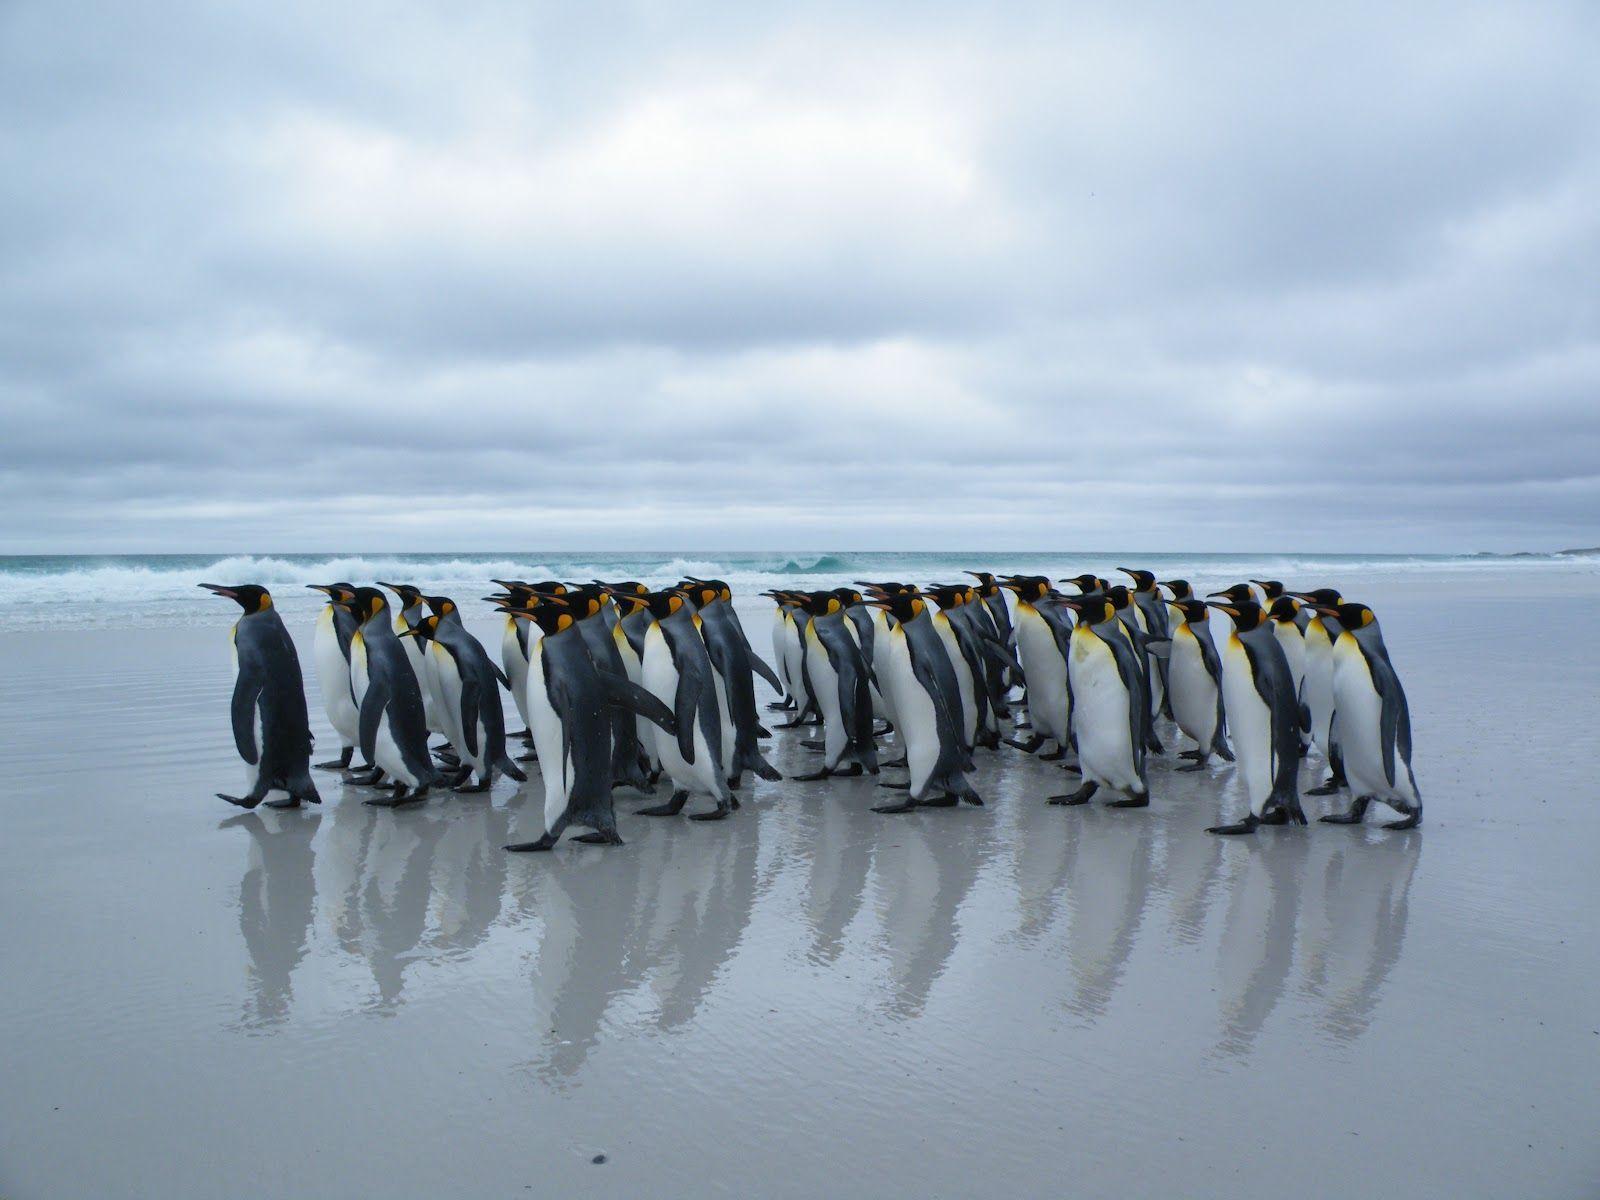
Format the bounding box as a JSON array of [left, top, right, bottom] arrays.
[[200, 583, 321, 810]]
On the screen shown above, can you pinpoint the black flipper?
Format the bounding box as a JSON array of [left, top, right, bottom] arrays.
[[459, 679, 481, 759], [358, 680, 390, 765], [674, 673, 701, 765], [597, 669, 677, 736], [230, 671, 264, 765]]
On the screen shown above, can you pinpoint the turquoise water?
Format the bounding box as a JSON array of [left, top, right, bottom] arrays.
[[0, 549, 1592, 627]]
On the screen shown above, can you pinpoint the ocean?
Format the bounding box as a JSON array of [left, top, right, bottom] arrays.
[[1, 549, 1595, 628]]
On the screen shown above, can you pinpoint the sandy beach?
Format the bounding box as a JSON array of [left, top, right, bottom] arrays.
[[2, 566, 1597, 1198]]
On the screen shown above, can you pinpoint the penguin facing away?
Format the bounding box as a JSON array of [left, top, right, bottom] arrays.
[[405, 601, 527, 792], [1291, 587, 1349, 796], [1312, 602, 1422, 830], [499, 593, 678, 851], [1165, 597, 1233, 769], [1203, 598, 1306, 835], [679, 580, 783, 787], [201, 583, 321, 810]]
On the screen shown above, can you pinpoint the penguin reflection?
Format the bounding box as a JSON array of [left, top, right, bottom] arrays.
[[797, 797, 874, 967], [871, 814, 989, 1019], [1062, 810, 1156, 1021], [1300, 833, 1418, 1044], [1159, 815, 1226, 948], [625, 817, 762, 1031], [1214, 834, 1310, 1059], [224, 811, 321, 1029]]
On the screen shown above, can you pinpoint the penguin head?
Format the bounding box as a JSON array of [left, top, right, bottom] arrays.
[[1173, 598, 1210, 626], [866, 591, 927, 624], [800, 590, 845, 617], [199, 583, 273, 613], [595, 580, 649, 600], [964, 571, 1000, 595], [678, 577, 732, 606], [1118, 568, 1157, 592], [1290, 587, 1344, 609], [1002, 575, 1052, 603], [1059, 573, 1106, 594], [1206, 598, 1266, 631], [1160, 579, 1193, 601], [1316, 601, 1375, 629], [502, 593, 577, 636], [1105, 584, 1134, 611], [1251, 579, 1287, 601], [628, 588, 688, 619], [343, 587, 388, 624], [831, 587, 865, 607], [1060, 593, 1115, 625], [398, 614, 440, 645], [306, 582, 356, 605], [1266, 596, 1301, 624], [424, 594, 457, 619], [926, 584, 971, 609], [1209, 583, 1257, 606], [554, 586, 608, 620], [376, 582, 424, 610]]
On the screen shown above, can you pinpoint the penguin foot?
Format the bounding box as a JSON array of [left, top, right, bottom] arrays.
[[1176, 761, 1207, 773], [1039, 747, 1068, 762], [1003, 735, 1045, 754], [878, 781, 911, 791], [1306, 780, 1343, 796], [915, 795, 959, 808], [216, 793, 263, 810], [767, 700, 796, 711], [688, 808, 730, 822], [637, 792, 689, 817], [315, 749, 354, 770], [800, 739, 824, 751], [793, 769, 832, 782], [727, 775, 743, 790], [516, 751, 539, 762], [871, 801, 918, 814], [752, 759, 783, 782], [962, 791, 984, 806], [1258, 808, 1289, 825], [452, 779, 490, 794], [837, 763, 865, 777], [1107, 794, 1149, 808], [365, 787, 428, 808], [263, 797, 302, 809], [1318, 811, 1363, 824], [1179, 750, 1205, 761], [1059, 760, 1082, 775], [572, 831, 624, 846], [344, 770, 384, 787], [1049, 782, 1099, 806], [505, 836, 557, 852], [1383, 811, 1421, 831], [881, 756, 908, 768], [1206, 815, 1260, 836]]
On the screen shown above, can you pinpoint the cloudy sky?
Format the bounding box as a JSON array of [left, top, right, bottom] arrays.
[[2, 1, 1597, 554]]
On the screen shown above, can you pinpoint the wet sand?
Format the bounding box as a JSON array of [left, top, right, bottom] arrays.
[[2, 569, 1597, 1198]]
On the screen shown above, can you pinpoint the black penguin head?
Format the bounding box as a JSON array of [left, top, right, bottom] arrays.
[[1105, 584, 1133, 611], [1173, 598, 1210, 625], [1058, 573, 1104, 595], [1290, 587, 1345, 608], [1316, 601, 1375, 629], [504, 593, 577, 637], [424, 594, 457, 619], [1002, 575, 1052, 603], [925, 584, 971, 609], [307, 582, 356, 605], [1118, 568, 1157, 592], [1060, 593, 1115, 625], [799, 591, 845, 618], [1160, 579, 1193, 601], [832, 586, 865, 607], [376, 581, 424, 609], [964, 571, 1000, 596], [1267, 596, 1301, 624], [1207, 598, 1266, 631], [678, 577, 733, 606], [867, 591, 927, 624], [1252, 579, 1287, 601], [554, 586, 608, 620], [199, 583, 273, 613], [596, 580, 649, 600], [343, 587, 388, 624], [1209, 583, 1257, 606], [399, 614, 440, 644]]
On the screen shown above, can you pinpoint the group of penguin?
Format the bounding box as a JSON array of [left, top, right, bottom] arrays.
[[200, 565, 1421, 852]]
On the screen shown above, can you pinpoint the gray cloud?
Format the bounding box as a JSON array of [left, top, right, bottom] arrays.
[[1, 0, 1597, 553]]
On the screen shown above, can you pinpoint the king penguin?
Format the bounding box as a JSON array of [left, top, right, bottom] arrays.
[[629, 588, 736, 820], [1312, 601, 1422, 830], [678, 580, 783, 787], [306, 582, 362, 770], [795, 590, 881, 781], [1165, 597, 1233, 770], [1265, 595, 1309, 754], [1049, 594, 1152, 809], [499, 593, 677, 850], [341, 587, 443, 806], [200, 583, 321, 809], [376, 582, 447, 744], [1291, 587, 1349, 795], [999, 576, 1074, 759], [1202, 597, 1306, 835], [863, 591, 980, 812]]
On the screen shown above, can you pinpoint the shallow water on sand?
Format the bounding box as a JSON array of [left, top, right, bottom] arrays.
[[1, 571, 1597, 1198]]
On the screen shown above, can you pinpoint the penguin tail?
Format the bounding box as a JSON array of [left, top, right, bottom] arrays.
[[739, 748, 783, 781], [497, 754, 528, 783]]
